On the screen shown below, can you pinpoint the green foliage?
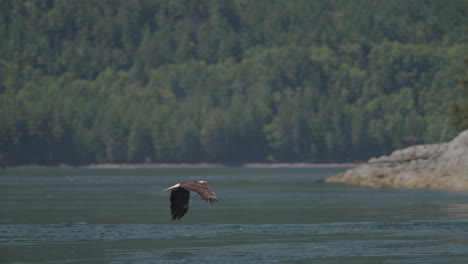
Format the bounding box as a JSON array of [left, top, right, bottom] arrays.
[[0, 0, 466, 165], [450, 58, 468, 130]]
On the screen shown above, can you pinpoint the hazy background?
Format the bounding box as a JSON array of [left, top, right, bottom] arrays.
[[0, 0, 467, 166]]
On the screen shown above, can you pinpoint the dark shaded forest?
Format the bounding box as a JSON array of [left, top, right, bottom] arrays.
[[0, 0, 467, 165]]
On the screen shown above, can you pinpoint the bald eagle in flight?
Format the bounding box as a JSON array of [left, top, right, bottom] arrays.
[[163, 181, 218, 220]]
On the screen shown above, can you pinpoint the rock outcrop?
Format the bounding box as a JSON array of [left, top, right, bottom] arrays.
[[326, 130, 468, 190]]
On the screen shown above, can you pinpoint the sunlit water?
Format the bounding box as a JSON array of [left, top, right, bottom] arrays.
[[1, 167, 468, 263]]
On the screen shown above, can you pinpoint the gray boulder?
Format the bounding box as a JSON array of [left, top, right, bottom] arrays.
[[326, 130, 468, 190]]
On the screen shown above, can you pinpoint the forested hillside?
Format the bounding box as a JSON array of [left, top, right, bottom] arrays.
[[0, 0, 467, 165]]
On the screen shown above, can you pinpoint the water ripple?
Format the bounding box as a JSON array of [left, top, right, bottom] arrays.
[[2, 221, 468, 245]]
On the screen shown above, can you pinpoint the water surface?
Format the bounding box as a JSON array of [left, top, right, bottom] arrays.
[[1, 167, 468, 263]]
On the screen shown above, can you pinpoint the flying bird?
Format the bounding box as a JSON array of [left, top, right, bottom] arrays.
[[163, 181, 218, 220]]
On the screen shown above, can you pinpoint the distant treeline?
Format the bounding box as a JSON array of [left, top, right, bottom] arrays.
[[0, 0, 467, 165]]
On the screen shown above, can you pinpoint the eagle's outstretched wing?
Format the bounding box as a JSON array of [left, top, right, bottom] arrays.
[[180, 181, 218, 204]]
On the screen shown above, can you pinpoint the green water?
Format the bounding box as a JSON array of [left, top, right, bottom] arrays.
[[1, 167, 468, 263]]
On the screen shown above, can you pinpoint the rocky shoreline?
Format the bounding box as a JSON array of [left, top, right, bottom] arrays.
[[326, 130, 468, 190]]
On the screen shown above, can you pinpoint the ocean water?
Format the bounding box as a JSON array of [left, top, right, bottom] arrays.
[[1, 167, 468, 263]]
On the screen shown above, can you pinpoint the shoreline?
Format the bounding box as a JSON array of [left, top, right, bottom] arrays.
[[4, 162, 357, 169], [325, 130, 468, 190]]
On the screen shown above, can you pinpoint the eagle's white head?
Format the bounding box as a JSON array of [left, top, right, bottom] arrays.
[[162, 183, 180, 191]]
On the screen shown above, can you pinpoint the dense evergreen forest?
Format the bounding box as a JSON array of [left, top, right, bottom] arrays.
[[0, 0, 467, 165]]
